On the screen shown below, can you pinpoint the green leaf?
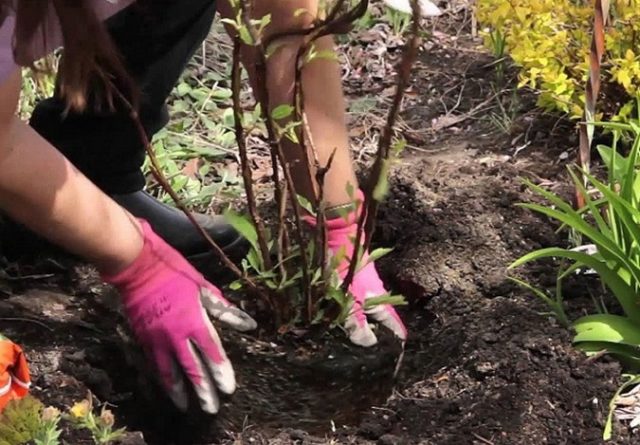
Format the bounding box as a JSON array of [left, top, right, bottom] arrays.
[[246, 248, 262, 273], [567, 168, 611, 238], [597, 144, 628, 181], [296, 194, 316, 215], [621, 131, 640, 200], [271, 104, 295, 120], [573, 313, 640, 346], [345, 182, 355, 200], [176, 82, 191, 97], [368, 247, 394, 263], [223, 208, 259, 254], [363, 294, 407, 310], [510, 248, 640, 323], [581, 170, 640, 252], [508, 276, 569, 327], [373, 159, 391, 201], [211, 88, 233, 100], [516, 202, 640, 285], [239, 26, 253, 45], [220, 18, 240, 31], [229, 280, 243, 291]]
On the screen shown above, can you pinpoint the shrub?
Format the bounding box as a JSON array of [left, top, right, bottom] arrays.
[[510, 115, 640, 439], [476, 0, 640, 122]]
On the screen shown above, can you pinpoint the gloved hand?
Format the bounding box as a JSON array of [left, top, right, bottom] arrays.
[[102, 219, 256, 414], [0, 333, 31, 412], [307, 191, 407, 347]]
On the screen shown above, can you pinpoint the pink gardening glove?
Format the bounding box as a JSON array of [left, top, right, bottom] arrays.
[[102, 219, 256, 414], [310, 191, 407, 347]]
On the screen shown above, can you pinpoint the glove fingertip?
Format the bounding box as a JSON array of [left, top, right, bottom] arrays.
[[168, 383, 189, 412], [199, 391, 220, 415], [209, 358, 237, 395], [219, 311, 258, 332], [350, 327, 378, 347], [368, 305, 408, 340], [200, 288, 258, 332]]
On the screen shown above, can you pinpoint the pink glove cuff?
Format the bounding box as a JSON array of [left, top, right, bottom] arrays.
[[101, 219, 173, 295]]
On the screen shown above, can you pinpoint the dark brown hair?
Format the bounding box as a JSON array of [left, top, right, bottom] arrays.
[[1, 0, 136, 112]]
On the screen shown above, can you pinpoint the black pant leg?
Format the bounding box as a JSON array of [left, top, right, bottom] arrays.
[[29, 0, 217, 194]]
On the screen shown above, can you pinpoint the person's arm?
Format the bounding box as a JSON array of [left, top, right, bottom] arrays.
[[0, 68, 142, 273], [0, 69, 256, 414]]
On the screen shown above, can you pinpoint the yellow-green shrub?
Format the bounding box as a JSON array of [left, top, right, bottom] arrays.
[[476, 0, 640, 121]]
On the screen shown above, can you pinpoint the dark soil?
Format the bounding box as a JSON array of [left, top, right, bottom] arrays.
[[1, 4, 637, 445]]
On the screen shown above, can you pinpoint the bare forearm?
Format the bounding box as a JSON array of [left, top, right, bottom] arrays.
[[0, 117, 142, 273], [218, 0, 358, 206], [0, 70, 141, 274]]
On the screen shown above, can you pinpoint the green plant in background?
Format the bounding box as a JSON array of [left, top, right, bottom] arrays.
[[0, 396, 45, 445], [383, 8, 412, 35], [487, 28, 506, 85], [18, 56, 57, 119], [476, 0, 640, 122], [0, 395, 126, 445], [65, 398, 125, 444], [509, 111, 640, 439], [142, 72, 266, 208]]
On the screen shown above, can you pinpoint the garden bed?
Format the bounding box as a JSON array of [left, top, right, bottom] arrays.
[[1, 2, 636, 444]]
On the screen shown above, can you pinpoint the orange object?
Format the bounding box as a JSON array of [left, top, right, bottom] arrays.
[[0, 333, 31, 412]]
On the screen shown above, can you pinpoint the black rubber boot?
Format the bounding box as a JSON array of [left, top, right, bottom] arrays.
[[0, 192, 248, 279], [111, 190, 248, 262]]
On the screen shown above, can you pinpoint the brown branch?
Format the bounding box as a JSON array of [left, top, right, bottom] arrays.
[[576, 0, 609, 209], [112, 89, 263, 294], [231, 37, 273, 272], [313, 148, 337, 302], [342, 0, 422, 293], [277, 185, 291, 281], [237, 0, 313, 314], [283, 0, 370, 321], [262, 0, 368, 50]]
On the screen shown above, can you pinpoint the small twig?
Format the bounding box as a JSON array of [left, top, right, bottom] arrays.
[[238, 0, 313, 311], [0, 272, 56, 281], [342, 0, 422, 293], [0, 317, 53, 331], [262, 0, 368, 50], [276, 186, 291, 289], [231, 37, 273, 273], [112, 89, 264, 294], [471, 432, 496, 445], [312, 147, 337, 314]]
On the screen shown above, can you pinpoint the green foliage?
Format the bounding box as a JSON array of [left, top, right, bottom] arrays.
[[383, 8, 412, 36], [225, 200, 406, 329], [0, 396, 44, 445], [18, 57, 57, 119], [0, 395, 126, 445], [144, 72, 264, 208], [34, 407, 62, 445], [509, 116, 640, 439], [476, 0, 640, 120], [65, 399, 126, 444]]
